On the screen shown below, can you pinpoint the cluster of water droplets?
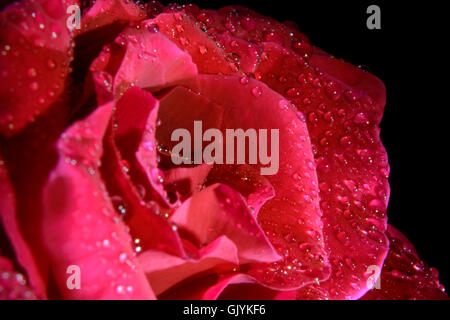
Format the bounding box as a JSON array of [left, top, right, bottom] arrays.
[[0, 0, 75, 133], [0, 269, 36, 300], [381, 232, 446, 299]]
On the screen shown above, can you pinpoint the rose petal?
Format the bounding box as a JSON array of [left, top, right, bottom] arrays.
[[193, 6, 310, 49], [361, 225, 448, 300], [219, 280, 296, 300], [308, 47, 386, 112], [42, 102, 155, 299], [74, 0, 145, 95], [160, 273, 256, 300], [155, 85, 224, 166], [0, 255, 37, 300], [255, 42, 389, 299], [163, 163, 213, 202], [205, 164, 274, 218], [170, 184, 280, 264], [79, 0, 146, 35], [0, 0, 73, 135], [117, 87, 182, 207], [139, 235, 239, 296], [101, 129, 185, 258], [113, 26, 198, 98], [113, 86, 160, 191], [88, 41, 125, 105], [187, 6, 390, 298], [212, 34, 263, 73], [0, 100, 69, 298], [197, 75, 330, 289], [148, 12, 241, 75], [0, 152, 46, 298], [100, 88, 185, 256], [155, 75, 330, 290]]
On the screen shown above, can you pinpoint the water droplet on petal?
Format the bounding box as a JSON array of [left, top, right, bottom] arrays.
[[29, 82, 39, 91], [198, 45, 208, 55], [111, 196, 127, 215], [239, 76, 249, 85], [27, 68, 37, 77], [146, 23, 159, 33], [252, 86, 262, 97], [151, 168, 164, 184], [279, 100, 290, 110]]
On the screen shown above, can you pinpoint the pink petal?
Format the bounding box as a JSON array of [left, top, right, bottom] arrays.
[[139, 235, 239, 296], [75, 20, 127, 102], [219, 280, 297, 300], [255, 42, 389, 299], [119, 87, 179, 207], [193, 274, 257, 300], [0, 100, 69, 298], [309, 47, 386, 112], [101, 88, 184, 256], [0, 255, 37, 300], [113, 26, 198, 98], [88, 41, 125, 105], [160, 273, 256, 300], [212, 34, 263, 73], [79, 0, 146, 35], [190, 6, 310, 55], [0, 153, 46, 298], [170, 184, 280, 264], [163, 164, 213, 202], [0, 0, 73, 135], [155, 75, 330, 290], [156, 271, 296, 300], [155, 85, 224, 166], [101, 129, 185, 258], [113, 86, 160, 193], [197, 75, 330, 289], [361, 225, 448, 300], [147, 12, 241, 75], [205, 164, 275, 218], [42, 102, 155, 299]]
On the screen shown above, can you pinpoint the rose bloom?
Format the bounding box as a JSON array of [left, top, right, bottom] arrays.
[[0, 0, 447, 300]]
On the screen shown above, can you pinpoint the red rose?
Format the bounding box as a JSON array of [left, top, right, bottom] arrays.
[[0, 0, 447, 300]]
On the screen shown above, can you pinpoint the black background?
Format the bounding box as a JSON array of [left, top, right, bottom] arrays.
[[184, 0, 449, 288]]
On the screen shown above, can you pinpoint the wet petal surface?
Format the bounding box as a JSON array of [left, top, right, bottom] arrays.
[[362, 226, 448, 300], [42, 102, 155, 299], [0, 0, 74, 135]]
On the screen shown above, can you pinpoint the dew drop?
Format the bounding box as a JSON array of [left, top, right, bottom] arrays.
[[151, 168, 164, 184], [343, 209, 353, 220], [119, 253, 127, 263], [116, 285, 125, 294], [323, 111, 334, 123], [239, 76, 249, 85], [29, 82, 39, 91], [278, 100, 290, 110], [111, 196, 127, 215], [307, 111, 319, 124], [353, 112, 369, 125], [198, 45, 208, 55], [241, 16, 256, 30], [27, 68, 37, 78], [339, 136, 352, 147], [325, 81, 341, 100], [252, 86, 262, 97], [391, 269, 406, 279]]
